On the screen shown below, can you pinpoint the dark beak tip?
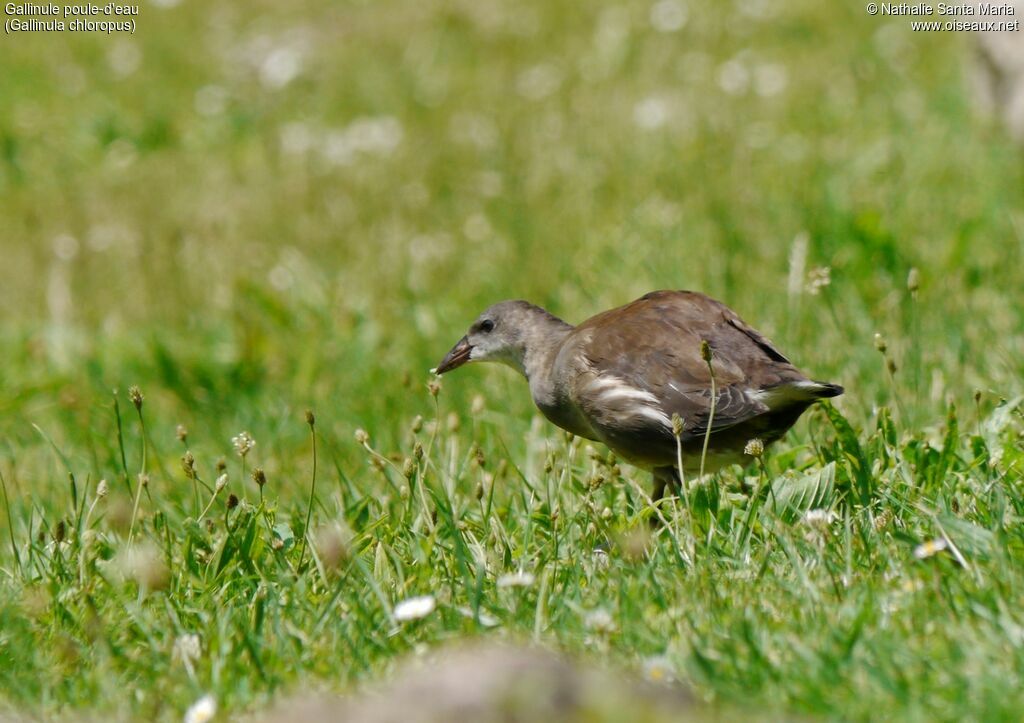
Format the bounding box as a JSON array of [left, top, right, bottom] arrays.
[[435, 336, 472, 375]]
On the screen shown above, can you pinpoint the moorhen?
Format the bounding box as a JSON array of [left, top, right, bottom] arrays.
[[435, 290, 842, 501]]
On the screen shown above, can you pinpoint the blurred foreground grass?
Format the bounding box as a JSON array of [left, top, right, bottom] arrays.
[[0, 0, 1023, 720]]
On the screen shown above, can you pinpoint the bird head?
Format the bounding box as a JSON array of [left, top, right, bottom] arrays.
[[434, 301, 545, 376]]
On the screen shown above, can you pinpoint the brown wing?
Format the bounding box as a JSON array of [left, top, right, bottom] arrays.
[[564, 290, 808, 442]]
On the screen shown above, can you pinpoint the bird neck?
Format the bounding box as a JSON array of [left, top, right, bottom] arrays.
[[519, 313, 573, 406]]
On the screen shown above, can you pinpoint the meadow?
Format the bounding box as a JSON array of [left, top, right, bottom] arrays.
[[1, 0, 1023, 720]]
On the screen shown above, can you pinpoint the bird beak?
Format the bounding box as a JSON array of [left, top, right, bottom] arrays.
[[434, 336, 472, 375]]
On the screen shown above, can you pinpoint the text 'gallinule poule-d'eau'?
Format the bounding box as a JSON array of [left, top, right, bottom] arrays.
[[434, 290, 843, 501]]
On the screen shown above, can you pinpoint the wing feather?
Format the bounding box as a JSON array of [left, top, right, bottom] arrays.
[[564, 290, 806, 442]]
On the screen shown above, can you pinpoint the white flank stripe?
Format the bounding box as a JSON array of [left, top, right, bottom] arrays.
[[591, 376, 659, 402], [598, 386, 660, 404], [589, 375, 672, 428], [635, 406, 672, 427]]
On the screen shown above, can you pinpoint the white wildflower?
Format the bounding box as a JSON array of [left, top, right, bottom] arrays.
[[913, 538, 948, 560], [497, 571, 536, 588], [231, 431, 255, 457], [280, 121, 315, 156], [107, 41, 141, 78], [268, 264, 293, 291], [633, 96, 670, 130], [173, 634, 201, 666], [717, 58, 749, 95], [907, 267, 921, 294], [53, 234, 79, 261], [183, 694, 216, 723], [346, 116, 403, 154], [649, 0, 688, 32], [806, 266, 832, 295], [642, 655, 675, 683], [516, 64, 563, 100], [173, 634, 201, 678], [194, 85, 228, 117], [456, 606, 499, 627], [802, 509, 836, 530], [260, 47, 302, 89], [744, 438, 764, 458], [585, 608, 616, 634], [214, 473, 228, 493], [393, 595, 436, 622], [114, 542, 169, 592], [754, 63, 788, 97], [96, 479, 109, 498]]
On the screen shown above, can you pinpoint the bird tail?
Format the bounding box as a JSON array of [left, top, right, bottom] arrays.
[[755, 380, 844, 409], [811, 381, 844, 399]]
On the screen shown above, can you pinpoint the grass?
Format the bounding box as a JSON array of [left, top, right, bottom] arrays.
[[1, 0, 1023, 720]]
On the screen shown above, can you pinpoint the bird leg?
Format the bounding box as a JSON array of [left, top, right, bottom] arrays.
[[652, 466, 681, 502], [649, 467, 681, 526]]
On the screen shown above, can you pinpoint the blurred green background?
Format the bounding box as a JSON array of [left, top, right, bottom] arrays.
[[2, 1, 1022, 464]]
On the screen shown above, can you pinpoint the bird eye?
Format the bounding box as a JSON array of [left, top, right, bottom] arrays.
[[480, 319, 495, 333]]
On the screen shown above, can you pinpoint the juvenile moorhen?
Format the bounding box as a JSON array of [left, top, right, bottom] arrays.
[[435, 290, 842, 501]]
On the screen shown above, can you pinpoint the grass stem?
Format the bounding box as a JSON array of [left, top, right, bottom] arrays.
[[297, 412, 318, 573]]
